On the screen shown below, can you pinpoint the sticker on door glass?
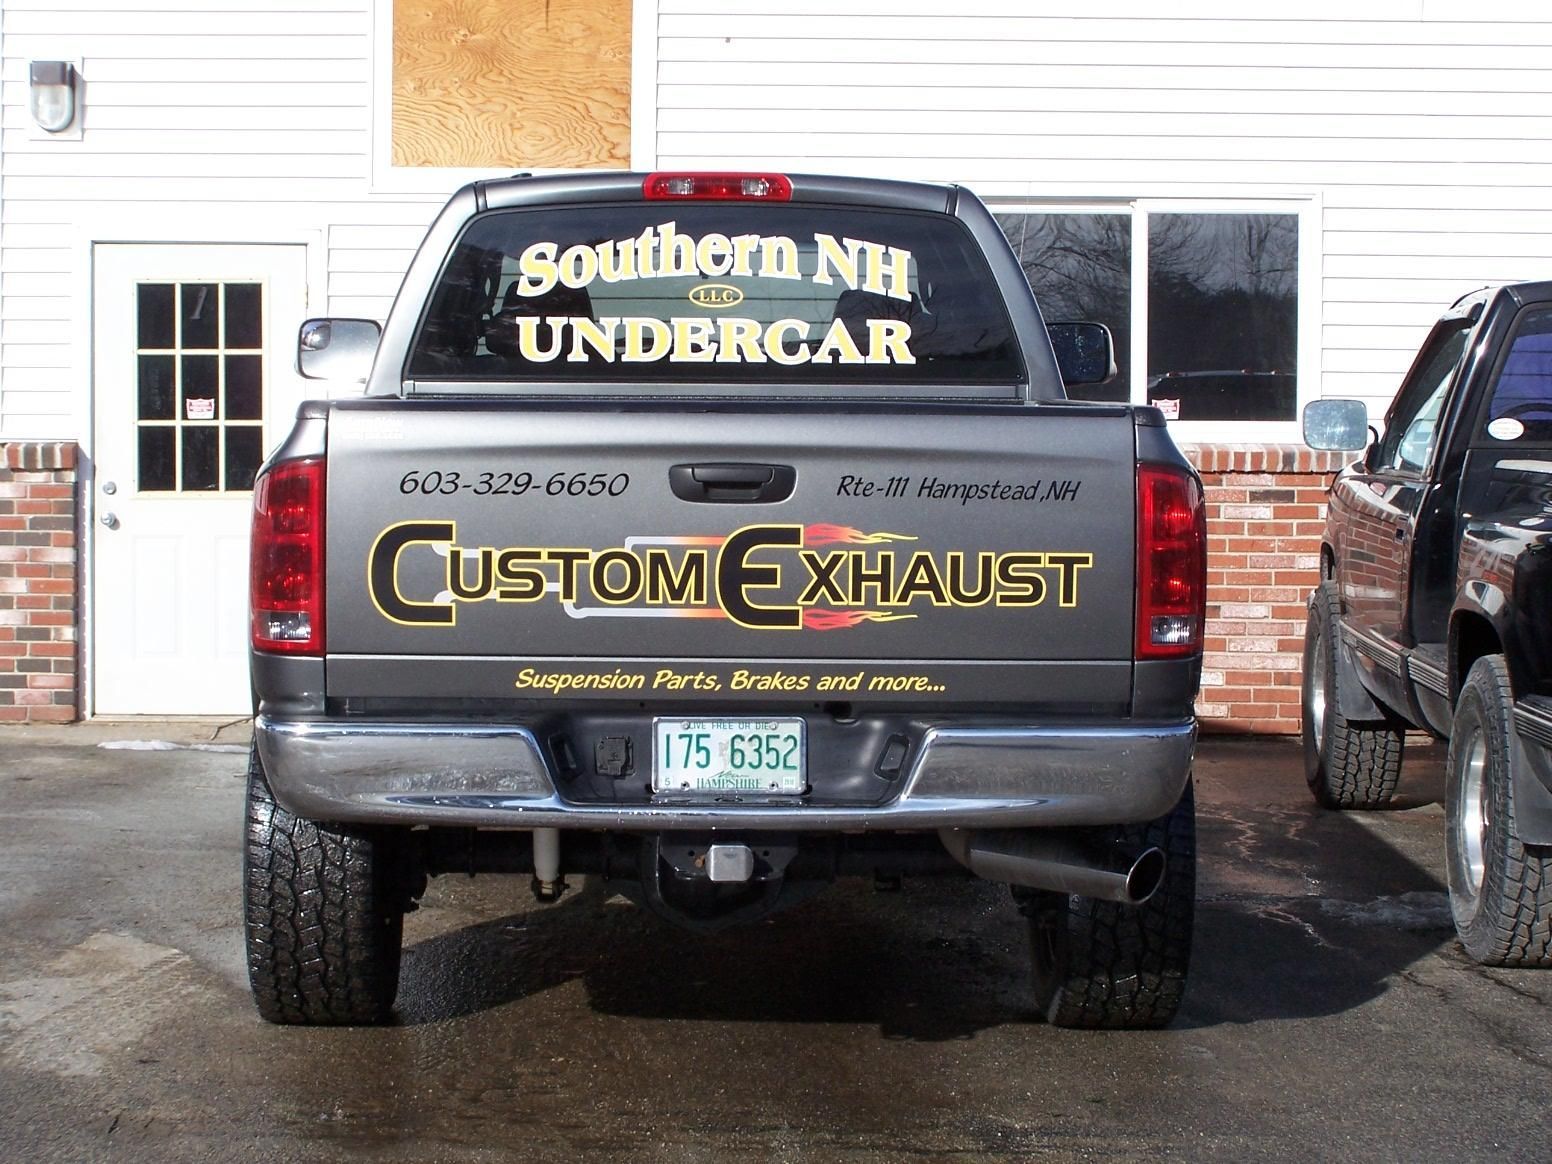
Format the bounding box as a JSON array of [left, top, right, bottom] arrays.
[[1487, 417, 1525, 441], [185, 397, 216, 421]]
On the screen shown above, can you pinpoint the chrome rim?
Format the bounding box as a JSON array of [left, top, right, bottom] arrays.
[[1307, 630, 1329, 750], [1455, 726, 1489, 899]]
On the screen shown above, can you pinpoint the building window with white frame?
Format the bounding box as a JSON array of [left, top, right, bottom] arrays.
[[996, 206, 1302, 429]]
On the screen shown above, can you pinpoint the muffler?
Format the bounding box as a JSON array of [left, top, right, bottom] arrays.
[[939, 828, 1165, 905]]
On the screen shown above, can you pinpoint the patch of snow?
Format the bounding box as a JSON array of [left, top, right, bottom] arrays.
[[1319, 891, 1454, 931], [97, 740, 247, 754]]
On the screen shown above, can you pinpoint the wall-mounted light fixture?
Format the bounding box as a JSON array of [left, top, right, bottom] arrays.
[[29, 61, 79, 134]]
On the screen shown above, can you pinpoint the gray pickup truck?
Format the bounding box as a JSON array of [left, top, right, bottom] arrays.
[[244, 171, 1205, 1028]]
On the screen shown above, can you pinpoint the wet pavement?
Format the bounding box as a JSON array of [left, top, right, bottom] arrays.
[[1, 724, 1549, 1161]]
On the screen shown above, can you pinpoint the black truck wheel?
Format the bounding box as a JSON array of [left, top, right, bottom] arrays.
[[1445, 656, 1552, 966], [243, 743, 409, 1024], [1302, 581, 1405, 809], [1019, 782, 1196, 1030]]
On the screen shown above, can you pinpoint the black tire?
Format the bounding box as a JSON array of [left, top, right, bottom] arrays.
[[1301, 581, 1405, 809], [243, 742, 409, 1024], [1445, 656, 1552, 966], [1019, 781, 1196, 1030]]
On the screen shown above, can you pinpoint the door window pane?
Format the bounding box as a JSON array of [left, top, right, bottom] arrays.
[[224, 283, 263, 349], [225, 355, 262, 419], [181, 283, 219, 348], [181, 427, 219, 491], [1146, 213, 1298, 422], [225, 428, 264, 491], [996, 213, 1131, 402], [134, 279, 266, 493], [138, 354, 176, 421], [138, 428, 175, 491], [137, 284, 176, 349], [181, 354, 219, 418]]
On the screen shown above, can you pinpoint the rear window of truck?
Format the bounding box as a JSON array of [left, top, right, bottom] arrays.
[[405, 204, 1023, 391]]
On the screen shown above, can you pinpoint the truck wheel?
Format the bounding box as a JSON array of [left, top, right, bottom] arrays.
[[1020, 782, 1196, 1029], [1445, 656, 1552, 966], [243, 743, 408, 1024], [1302, 581, 1404, 809]]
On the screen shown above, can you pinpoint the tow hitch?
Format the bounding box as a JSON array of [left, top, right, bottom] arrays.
[[624, 834, 825, 932]]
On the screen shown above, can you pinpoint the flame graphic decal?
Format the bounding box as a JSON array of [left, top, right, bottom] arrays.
[[563, 526, 925, 628], [803, 524, 917, 547], [803, 608, 917, 631]]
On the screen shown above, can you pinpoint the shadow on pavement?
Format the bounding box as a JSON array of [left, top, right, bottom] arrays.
[[393, 736, 1458, 1038], [397, 872, 1020, 1042]]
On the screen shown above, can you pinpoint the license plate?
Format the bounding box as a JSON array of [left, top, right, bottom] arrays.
[[652, 718, 806, 795]]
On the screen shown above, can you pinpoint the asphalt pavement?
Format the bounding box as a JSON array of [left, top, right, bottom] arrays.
[[1, 723, 1549, 1162]]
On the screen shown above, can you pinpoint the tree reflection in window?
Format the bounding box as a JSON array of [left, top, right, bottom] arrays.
[[996, 213, 1131, 403], [1147, 214, 1298, 422]]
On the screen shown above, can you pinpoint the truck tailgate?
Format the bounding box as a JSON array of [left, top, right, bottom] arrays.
[[324, 403, 1137, 710]]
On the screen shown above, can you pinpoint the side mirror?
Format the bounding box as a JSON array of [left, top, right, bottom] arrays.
[[1047, 322, 1117, 387], [297, 318, 381, 383], [1302, 398, 1371, 452]]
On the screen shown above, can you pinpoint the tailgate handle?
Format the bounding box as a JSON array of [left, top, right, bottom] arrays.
[[670, 462, 796, 504]]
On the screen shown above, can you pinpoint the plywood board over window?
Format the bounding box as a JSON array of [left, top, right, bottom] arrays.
[[393, 0, 630, 170]]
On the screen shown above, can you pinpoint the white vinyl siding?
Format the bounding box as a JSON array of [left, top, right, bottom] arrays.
[[0, 0, 446, 437], [3, 1, 1552, 434], [654, 4, 1552, 423]]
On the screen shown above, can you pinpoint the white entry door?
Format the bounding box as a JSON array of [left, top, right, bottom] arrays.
[[92, 244, 309, 715]]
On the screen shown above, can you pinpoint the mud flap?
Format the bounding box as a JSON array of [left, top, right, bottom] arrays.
[[1513, 725, 1552, 847], [1333, 623, 1391, 723]]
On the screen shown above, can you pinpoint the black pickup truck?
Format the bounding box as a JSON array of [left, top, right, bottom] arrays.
[[245, 171, 1205, 1028], [1302, 281, 1552, 965]]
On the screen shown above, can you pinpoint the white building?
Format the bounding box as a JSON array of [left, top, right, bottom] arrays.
[[2, 0, 1549, 723]]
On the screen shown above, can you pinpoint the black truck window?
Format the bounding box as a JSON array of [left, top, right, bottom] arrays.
[[1377, 321, 1471, 474], [406, 205, 1022, 389], [1478, 305, 1552, 444]]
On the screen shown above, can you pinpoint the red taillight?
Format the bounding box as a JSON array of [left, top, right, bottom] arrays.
[[250, 457, 325, 656], [1136, 464, 1205, 660], [642, 172, 793, 201]]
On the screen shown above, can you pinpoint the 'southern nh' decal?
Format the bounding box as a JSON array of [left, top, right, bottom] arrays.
[[366, 520, 1094, 631]]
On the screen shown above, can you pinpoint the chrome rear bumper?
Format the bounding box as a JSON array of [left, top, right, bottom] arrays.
[[254, 715, 1196, 831]]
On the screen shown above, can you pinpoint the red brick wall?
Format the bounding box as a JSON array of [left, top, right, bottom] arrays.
[[1179, 444, 1349, 735], [0, 442, 79, 723]]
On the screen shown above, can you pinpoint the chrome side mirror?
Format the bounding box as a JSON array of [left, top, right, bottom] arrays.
[[1302, 398, 1371, 452], [297, 318, 381, 383], [1047, 321, 1117, 387]]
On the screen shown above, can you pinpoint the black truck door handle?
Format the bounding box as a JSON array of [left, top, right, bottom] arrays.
[[669, 462, 796, 504]]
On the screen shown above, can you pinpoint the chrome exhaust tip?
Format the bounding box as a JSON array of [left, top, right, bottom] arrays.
[[939, 828, 1166, 905]]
